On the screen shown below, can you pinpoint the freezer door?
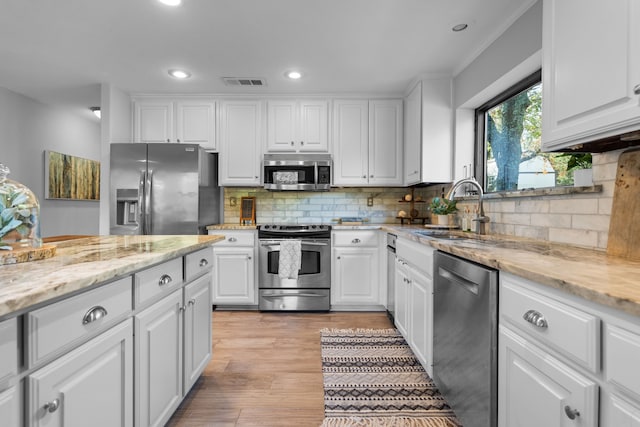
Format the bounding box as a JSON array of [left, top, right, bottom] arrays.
[[147, 144, 199, 234], [110, 144, 147, 235]]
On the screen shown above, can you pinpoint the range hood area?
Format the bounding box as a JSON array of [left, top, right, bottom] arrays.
[[556, 130, 640, 153]]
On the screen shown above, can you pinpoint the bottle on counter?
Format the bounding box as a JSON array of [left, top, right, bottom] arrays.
[[0, 163, 41, 250]]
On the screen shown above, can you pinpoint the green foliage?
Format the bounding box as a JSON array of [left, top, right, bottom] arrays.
[[559, 152, 593, 170], [429, 197, 457, 215]]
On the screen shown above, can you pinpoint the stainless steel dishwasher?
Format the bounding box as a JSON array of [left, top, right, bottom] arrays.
[[433, 250, 498, 427]]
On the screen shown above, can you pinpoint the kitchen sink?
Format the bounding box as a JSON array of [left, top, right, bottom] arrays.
[[412, 230, 472, 240]]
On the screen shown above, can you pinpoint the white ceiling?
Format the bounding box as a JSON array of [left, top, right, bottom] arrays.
[[0, 0, 535, 112]]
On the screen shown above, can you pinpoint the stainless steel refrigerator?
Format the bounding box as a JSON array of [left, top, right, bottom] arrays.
[[109, 143, 220, 235]]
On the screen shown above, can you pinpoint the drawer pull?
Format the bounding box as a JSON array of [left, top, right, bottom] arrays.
[[44, 398, 60, 413], [158, 274, 173, 286], [352, 238, 361, 244], [523, 309, 548, 329], [82, 306, 108, 325], [188, 298, 196, 306], [228, 237, 237, 242], [564, 405, 580, 420], [199, 258, 209, 267]]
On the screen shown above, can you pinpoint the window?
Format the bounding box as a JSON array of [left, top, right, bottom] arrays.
[[475, 70, 586, 192]]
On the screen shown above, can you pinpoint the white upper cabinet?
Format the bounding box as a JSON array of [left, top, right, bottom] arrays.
[[333, 99, 403, 186], [266, 100, 328, 152], [133, 99, 216, 150], [542, 0, 640, 150], [403, 78, 453, 185], [219, 100, 263, 186]]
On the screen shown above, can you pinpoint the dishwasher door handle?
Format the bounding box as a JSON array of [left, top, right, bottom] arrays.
[[438, 267, 480, 295]]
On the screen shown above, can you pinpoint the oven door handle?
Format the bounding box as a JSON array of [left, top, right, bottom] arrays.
[[260, 241, 329, 248], [261, 292, 327, 298]]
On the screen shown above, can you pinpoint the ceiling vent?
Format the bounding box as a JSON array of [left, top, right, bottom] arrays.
[[223, 77, 267, 87]]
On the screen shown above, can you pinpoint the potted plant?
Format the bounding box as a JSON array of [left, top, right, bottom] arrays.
[[561, 152, 593, 187], [429, 197, 457, 225]]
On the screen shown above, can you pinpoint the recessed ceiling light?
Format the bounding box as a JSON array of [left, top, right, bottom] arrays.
[[168, 69, 191, 79], [286, 71, 302, 80], [452, 23, 468, 32], [89, 107, 101, 119], [157, 0, 182, 6]]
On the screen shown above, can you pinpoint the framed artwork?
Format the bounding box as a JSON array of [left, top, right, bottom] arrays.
[[44, 151, 100, 201]]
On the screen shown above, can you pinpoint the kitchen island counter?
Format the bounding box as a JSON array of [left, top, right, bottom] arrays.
[[0, 234, 223, 319]]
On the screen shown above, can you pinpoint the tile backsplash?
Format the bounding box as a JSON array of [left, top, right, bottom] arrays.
[[222, 149, 625, 251]]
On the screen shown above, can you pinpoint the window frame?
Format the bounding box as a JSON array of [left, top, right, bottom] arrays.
[[474, 69, 542, 192]]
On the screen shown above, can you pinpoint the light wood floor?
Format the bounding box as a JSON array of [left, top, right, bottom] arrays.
[[167, 310, 393, 427]]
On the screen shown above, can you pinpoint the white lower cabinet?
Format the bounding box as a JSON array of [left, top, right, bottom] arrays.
[[0, 382, 21, 427], [210, 231, 257, 306], [499, 272, 640, 427], [183, 274, 212, 393], [394, 238, 434, 376], [499, 325, 598, 427], [26, 320, 133, 427], [331, 230, 382, 309], [135, 289, 183, 427]]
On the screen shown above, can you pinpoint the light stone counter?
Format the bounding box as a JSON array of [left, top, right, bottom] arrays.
[[0, 235, 223, 319], [381, 224, 640, 317], [206, 224, 258, 230]]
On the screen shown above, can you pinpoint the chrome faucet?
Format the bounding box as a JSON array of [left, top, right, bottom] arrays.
[[445, 177, 490, 234]]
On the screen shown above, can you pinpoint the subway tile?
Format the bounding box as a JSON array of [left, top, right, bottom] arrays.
[[548, 228, 599, 248], [571, 214, 610, 232], [500, 213, 531, 226], [514, 225, 548, 240], [515, 199, 549, 213], [549, 198, 598, 214], [530, 213, 572, 228], [598, 198, 613, 215], [593, 162, 618, 182]]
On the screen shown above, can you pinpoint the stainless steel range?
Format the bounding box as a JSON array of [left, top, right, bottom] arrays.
[[258, 224, 331, 311]]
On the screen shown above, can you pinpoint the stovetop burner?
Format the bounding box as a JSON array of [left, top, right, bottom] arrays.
[[258, 224, 331, 238]]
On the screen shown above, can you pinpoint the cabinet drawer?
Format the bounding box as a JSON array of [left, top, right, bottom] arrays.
[[134, 257, 183, 307], [214, 231, 255, 246], [185, 247, 213, 282], [605, 324, 640, 399], [25, 277, 132, 368], [500, 275, 600, 372], [0, 318, 18, 383], [396, 238, 435, 277], [332, 230, 379, 247]]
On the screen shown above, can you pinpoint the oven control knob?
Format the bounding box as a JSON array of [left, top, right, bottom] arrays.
[[264, 225, 270, 229], [311, 225, 317, 229]]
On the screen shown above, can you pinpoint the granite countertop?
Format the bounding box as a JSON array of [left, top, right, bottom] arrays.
[[381, 225, 640, 317], [0, 235, 223, 319]]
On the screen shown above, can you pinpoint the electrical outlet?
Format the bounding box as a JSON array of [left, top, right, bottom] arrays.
[[367, 196, 374, 207], [229, 197, 237, 207]]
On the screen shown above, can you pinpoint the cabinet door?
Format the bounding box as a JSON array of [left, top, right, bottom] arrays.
[[332, 247, 379, 305], [333, 100, 369, 185], [603, 393, 640, 427], [369, 99, 403, 186], [183, 274, 212, 394], [135, 290, 183, 427], [0, 383, 21, 427], [421, 78, 452, 183], [267, 100, 297, 152], [175, 100, 216, 150], [212, 246, 255, 305], [542, 0, 640, 150], [404, 82, 422, 185], [219, 100, 262, 186], [298, 100, 328, 152], [394, 259, 410, 337], [27, 320, 133, 427], [499, 325, 598, 427], [134, 101, 173, 143], [409, 267, 433, 376]]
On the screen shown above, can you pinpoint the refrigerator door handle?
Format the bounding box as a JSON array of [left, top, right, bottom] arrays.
[[145, 169, 153, 235], [138, 170, 146, 232]]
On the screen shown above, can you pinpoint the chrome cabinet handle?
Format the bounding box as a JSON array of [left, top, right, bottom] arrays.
[[179, 305, 186, 312], [523, 309, 548, 329], [351, 238, 361, 244], [634, 84, 640, 95], [370, 174, 373, 178], [44, 398, 60, 413], [199, 258, 209, 267], [158, 274, 172, 286], [188, 299, 196, 306], [564, 405, 580, 420], [337, 256, 341, 260], [300, 141, 304, 145], [291, 141, 294, 146], [228, 237, 237, 242], [362, 175, 366, 178], [82, 306, 108, 325], [247, 255, 252, 260]]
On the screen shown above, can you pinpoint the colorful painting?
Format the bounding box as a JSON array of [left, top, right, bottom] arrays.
[[45, 151, 100, 200]]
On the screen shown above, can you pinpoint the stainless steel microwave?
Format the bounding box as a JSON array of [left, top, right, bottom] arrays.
[[263, 154, 331, 191]]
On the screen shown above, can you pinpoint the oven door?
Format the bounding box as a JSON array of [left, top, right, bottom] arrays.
[[258, 239, 330, 289]]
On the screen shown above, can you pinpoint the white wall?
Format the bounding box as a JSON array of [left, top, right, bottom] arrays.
[[0, 87, 101, 237]]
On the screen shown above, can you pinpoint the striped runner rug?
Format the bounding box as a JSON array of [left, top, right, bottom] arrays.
[[320, 328, 461, 427]]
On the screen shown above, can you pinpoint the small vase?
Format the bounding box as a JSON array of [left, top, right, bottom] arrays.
[[436, 214, 450, 225], [0, 164, 41, 250]]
